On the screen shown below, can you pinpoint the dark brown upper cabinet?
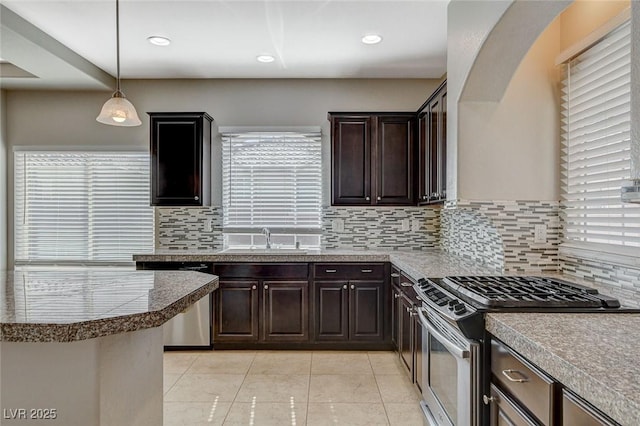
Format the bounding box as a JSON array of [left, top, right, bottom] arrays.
[[418, 81, 447, 204], [329, 112, 416, 206], [149, 112, 213, 206]]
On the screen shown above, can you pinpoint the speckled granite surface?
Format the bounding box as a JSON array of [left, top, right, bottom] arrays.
[[0, 270, 218, 343], [487, 313, 640, 426], [133, 248, 496, 278]]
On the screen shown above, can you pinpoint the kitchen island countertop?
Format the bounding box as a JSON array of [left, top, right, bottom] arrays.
[[487, 312, 640, 426], [0, 269, 219, 342]]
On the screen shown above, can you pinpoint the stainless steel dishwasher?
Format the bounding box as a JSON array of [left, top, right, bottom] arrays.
[[150, 263, 212, 349]]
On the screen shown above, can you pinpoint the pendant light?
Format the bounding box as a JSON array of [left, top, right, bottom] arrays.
[[96, 0, 141, 127]]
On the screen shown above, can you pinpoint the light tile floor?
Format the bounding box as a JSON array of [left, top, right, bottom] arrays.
[[164, 350, 424, 425]]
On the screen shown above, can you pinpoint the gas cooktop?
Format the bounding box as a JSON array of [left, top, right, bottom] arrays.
[[439, 275, 621, 309], [414, 275, 636, 340]]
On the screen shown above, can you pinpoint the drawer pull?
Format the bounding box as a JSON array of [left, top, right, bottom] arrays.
[[502, 369, 529, 383], [361, 269, 373, 273], [343, 284, 347, 289], [400, 282, 413, 287], [350, 284, 355, 290], [390, 273, 400, 278], [252, 285, 257, 290], [264, 285, 269, 290], [325, 269, 337, 273]]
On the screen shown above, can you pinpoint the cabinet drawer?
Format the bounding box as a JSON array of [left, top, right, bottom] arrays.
[[314, 263, 385, 280], [491, 339, 555, 425], [213, 263, 308, 279], [562, 389, 617, 426]]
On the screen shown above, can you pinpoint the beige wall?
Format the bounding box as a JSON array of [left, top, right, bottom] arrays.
[[1, 90, 7, 270], [449, 0, 634, 202], [457, 17, 562, 201], [5, 78, 438, 266], [560, 0, 630, 51]]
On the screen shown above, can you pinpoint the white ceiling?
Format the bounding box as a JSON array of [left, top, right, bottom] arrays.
[[1, 0, 448, 88]]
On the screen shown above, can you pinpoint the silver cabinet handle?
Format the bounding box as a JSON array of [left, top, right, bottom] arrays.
[[361, 269, 372, 273], [501, 369, 529, 383], [394, 293, 400, 299], [483, 395, 495, 405], [400, 282, 413, 287], [264, 284, 269, 290], [431, 192, 438, 197], [377, 196, 381, 201], [390, 273, 400, 278], [422, 195, 428, 200], [343, 284, 347, 289], [325, 269, 337, 273], [406, 306, 410, 312], [252, 285, 257, 290], [194, 196, 199, 201], [365, 196, 370, 201], [350, 284, 355, 290]]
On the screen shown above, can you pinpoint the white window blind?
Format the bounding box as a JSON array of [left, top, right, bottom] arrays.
[[222, 131, 322, 232], [561, 20, 640, 251], [14, 151, 154, 264]]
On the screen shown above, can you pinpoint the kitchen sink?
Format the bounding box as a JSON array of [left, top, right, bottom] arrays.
[[219, 248, 312, 255]]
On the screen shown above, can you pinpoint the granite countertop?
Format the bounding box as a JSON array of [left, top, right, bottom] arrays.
[[133, 248, 497, 278], [0, 269, 219, 343], [487, 312, 640, 426]]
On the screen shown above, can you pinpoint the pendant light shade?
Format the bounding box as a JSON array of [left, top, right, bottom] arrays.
[[96, 0, 141, 127], [97, 91, 141, 126]]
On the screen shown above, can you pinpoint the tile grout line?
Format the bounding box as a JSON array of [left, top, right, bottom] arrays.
[[220, 350, 257, 425], [369, 352, 393, 426]]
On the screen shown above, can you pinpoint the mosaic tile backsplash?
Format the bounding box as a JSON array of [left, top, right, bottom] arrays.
[[561, 253, 640, 306], [155, 207, 223, 251], [321, 206, 440, 250], [440, 200, 561, 274]]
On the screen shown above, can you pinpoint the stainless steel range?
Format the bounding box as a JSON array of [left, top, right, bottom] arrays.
[[412, 275, 635, 426]]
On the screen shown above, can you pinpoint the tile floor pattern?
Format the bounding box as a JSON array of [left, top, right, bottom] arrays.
[[164, 350, 424, 425]]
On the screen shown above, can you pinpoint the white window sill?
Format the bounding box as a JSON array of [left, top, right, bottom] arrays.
[[559, 243, 640, 269]]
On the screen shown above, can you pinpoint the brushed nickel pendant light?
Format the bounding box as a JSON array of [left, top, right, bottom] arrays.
[[96, 0, 141, 127]]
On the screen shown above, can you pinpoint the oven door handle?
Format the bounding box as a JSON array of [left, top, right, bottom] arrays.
[[416, 308, 469, 359]]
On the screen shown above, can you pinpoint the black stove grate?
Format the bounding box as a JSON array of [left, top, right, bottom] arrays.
[[441, 276, 619, 308]]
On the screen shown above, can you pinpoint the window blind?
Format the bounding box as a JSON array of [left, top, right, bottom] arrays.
[[14, 151, 154, 264], [561, 20, 640, 250], [222, 131, 322, 231]]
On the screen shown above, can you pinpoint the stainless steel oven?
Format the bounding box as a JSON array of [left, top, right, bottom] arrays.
[[417, 306, 480, 426]]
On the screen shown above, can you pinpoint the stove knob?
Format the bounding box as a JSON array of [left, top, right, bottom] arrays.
[[447, 299, 458, 310], [453, 303, 467, 315]]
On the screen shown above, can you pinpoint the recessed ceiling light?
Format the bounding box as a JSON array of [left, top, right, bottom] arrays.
[[147, 36, 171, 46], [361, 34, 383, 45], [256, 55, 275, 63]]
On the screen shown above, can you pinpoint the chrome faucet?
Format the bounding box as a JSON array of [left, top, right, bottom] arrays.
[[261, 227, 272, 249]]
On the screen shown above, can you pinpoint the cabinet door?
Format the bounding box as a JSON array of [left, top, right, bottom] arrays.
[[214, 280, 259, 342], [414, 313, 422, 391], [417, 112, 429, 203], [314, 281, 349, 341], [349, 280, 385, 341], [374, 115, 416, 205], [489, 384, 538, 426], [331, 116, 371, 205], [262, 281, 309, 342], [398, 293, 414, 379], [391, 285, 401, 349], [150, 113, 211, 206]]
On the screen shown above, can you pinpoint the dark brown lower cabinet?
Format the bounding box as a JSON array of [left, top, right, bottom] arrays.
[[489, 383, 538, 426], [314, 281, 349, 341], [391, 269, 422, 389], [214, 280, 259, 342], [313, 280, 385, 343], [262, 280, 309, 342], [562, 390, 617, 426], [349, 281, 384, 340]]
